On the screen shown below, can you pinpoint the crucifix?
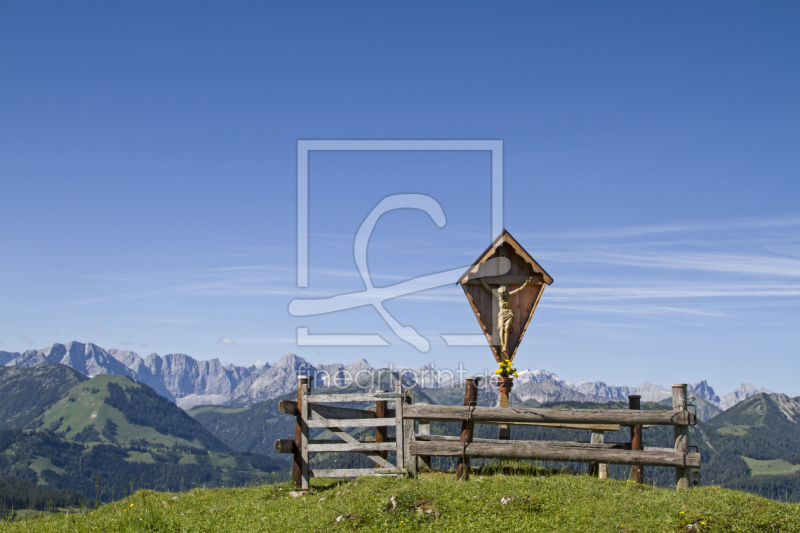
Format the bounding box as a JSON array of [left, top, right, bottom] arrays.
[[458, 230, 553, 439], [478, 276, 534, 360]]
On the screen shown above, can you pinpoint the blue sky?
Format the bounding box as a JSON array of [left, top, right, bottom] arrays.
[[1, 2, 798, 396]]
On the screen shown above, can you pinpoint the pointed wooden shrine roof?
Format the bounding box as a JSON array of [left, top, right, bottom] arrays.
[[457, 229, 554, 285]]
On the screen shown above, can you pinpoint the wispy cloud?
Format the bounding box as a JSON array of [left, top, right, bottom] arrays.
[[546, 303, 729, 318], [236, 337, 298, 345], [547, 283, 800, 301], [217, 337, 236, 345], [547, 251, 800, 278], [526, 214, 800, 240]]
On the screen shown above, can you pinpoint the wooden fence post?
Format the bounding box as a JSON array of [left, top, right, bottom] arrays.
[[300, 382, 311, 490], [376, 397, 388, 460], [404, 388, 416, 477], [293, 375, 311, 488], [588, 430, 607, 478], [672, 384, 691, 489], [628, 395, 643, 483], [498, 380, 510, 440], [394, 381, 405, 471], [455, 376, 479, 481]]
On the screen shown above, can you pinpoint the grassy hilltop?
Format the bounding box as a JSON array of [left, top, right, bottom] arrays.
[[3, 468, 800, 532]]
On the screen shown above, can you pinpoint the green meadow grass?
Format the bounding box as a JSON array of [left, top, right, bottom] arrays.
[[716, 425, 750, 436], [3, 465, 800, 532], [186, 406, 249, 416], [742, 457, 800, 476]]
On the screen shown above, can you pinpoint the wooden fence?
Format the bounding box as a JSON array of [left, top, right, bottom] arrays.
[[275, 376, 699, 490]]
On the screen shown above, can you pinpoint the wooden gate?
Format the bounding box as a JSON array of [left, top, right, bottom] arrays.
[[277, 380, 407, 489]]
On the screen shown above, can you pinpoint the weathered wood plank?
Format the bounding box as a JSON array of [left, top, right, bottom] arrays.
[[629, 395, 643, 483], [293, 376, 311, 488], [403, 389, 416, 478], [280, 400, 380, 420], [280, 399, 297, 415], [292, 438, 398, 446], [300, 383, 310, 490], [456, 378, 478, 481], [590, 430, 608, 479], [375, 399, 388, 461], [308, 442, 397, 453], [415, 434, 628, 449], [275, 438, 294, 454], [480, 421, 620, 431], [307, 418, 396, 428], [672, 384, 692, 489], [311, 469, 406, 478], [394, 381, 405, 470], [403, 404, 695, 426], [408, 441, 701, 468], [306, 393, 393, 403]]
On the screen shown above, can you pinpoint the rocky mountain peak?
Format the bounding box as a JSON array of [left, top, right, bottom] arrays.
[[720, 383, 774, 410], [689, 380, 721, 405], [344, 358, 374, 373]]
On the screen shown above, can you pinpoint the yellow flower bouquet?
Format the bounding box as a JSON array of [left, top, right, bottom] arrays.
[[495, 360, 518, 378]]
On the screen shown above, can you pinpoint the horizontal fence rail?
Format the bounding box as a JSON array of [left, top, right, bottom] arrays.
[[408, 441, 702, 468], [307, 417, 396, 428], [312, 468, 407, 478], [416, 434, 675, 452], [305, 392, 403, 403], [416, 434, 627, 449], [472, 421, 620, 431], [307, 442, 397, 453], [402, 404, 696, 426], [279, 400, 385, 420]]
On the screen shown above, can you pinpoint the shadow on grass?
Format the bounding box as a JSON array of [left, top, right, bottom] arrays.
[[470, 459, 577, 478]]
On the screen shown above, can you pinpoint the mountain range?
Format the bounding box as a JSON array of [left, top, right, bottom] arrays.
[[0, 341, 774, 412]]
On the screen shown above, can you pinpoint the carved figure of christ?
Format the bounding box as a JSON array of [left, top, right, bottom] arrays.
[[479, 277, 533, 359]]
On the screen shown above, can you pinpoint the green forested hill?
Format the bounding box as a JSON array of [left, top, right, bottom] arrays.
[[0, 368, 286, 504], [0, 364, 86, 430], [0, 429, 281, 502], [39, 375, 229, 452], [694, 393, 800, 501]]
